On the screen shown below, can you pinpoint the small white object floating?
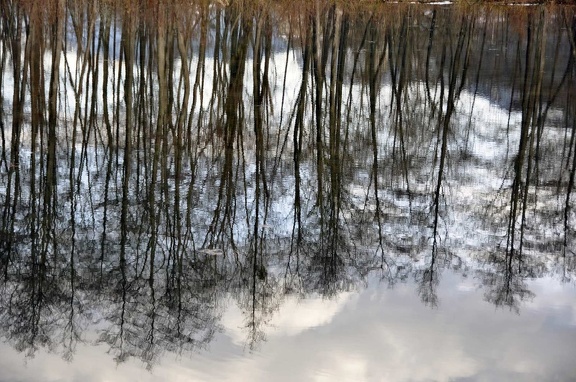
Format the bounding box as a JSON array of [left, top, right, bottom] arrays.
[[198, 248, 224, 256]]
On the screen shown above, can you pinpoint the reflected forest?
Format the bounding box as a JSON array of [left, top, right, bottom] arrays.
[[1, 0, 576, 368]]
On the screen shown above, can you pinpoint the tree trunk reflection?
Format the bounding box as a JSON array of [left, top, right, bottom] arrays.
[[0, 0, 575, 362]]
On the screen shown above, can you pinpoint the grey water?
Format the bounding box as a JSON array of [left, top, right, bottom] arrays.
[[0, 2, 575, 381]]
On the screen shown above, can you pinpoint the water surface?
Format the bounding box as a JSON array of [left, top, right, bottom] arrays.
[[0, 1, 575, 381]]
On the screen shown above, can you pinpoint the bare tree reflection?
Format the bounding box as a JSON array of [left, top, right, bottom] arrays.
[[0, 0, 575, 368]]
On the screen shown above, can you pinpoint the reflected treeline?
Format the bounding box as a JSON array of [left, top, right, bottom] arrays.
[[1, 0, 576, 364]]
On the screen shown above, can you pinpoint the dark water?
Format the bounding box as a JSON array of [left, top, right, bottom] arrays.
[[1, 2, 576, 381]]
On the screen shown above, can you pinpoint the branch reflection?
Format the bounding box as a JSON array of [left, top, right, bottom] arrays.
[[0, 0, 574, 367]]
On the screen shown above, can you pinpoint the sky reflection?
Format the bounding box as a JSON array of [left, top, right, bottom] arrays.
[[1, 272, 574, 382]]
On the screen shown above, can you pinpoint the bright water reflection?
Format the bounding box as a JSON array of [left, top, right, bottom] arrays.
[[1, 273, 575, 381], [0, 1, 575, 380]]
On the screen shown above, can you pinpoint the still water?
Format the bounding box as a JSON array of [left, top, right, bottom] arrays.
[[0, 1, 575, 381]]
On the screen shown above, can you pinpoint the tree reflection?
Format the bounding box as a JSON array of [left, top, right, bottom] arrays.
[[0, 0, 575, 367]]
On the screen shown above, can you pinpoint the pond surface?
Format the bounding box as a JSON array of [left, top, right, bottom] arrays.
[[1, 1, 576, 381]]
